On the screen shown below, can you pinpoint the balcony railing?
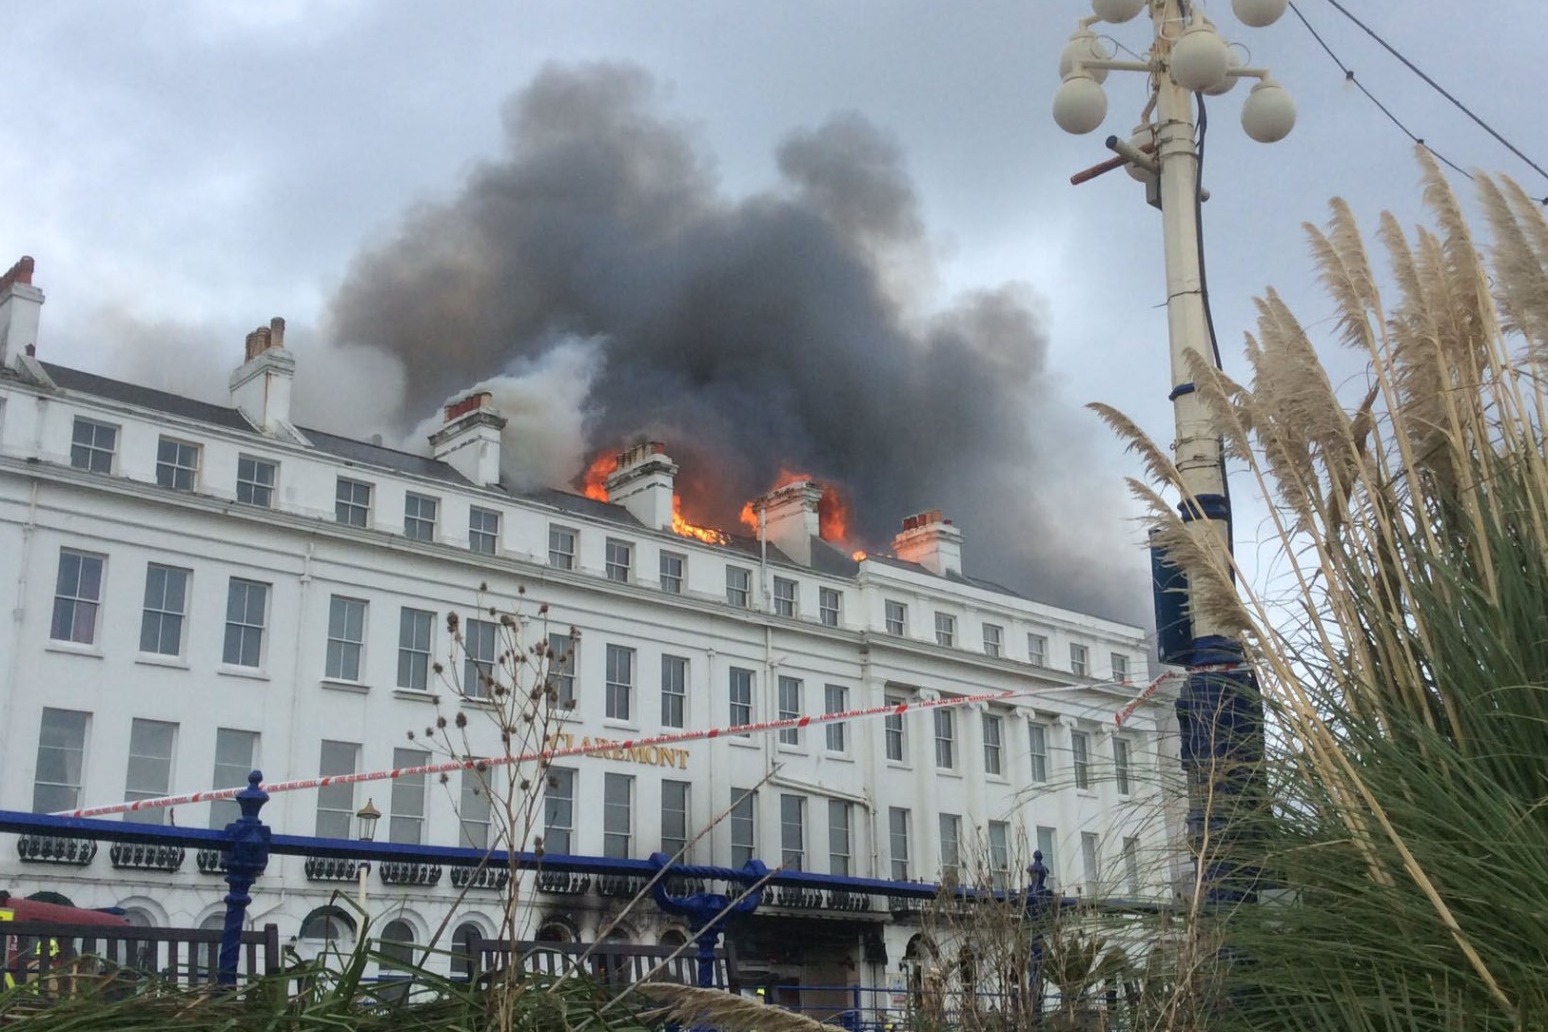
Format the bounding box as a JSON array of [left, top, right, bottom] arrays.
[[16, 834, 97, 866], [109, 842, 186, 872], [449, 865, 509, 891], [828, 889, 873, 911], [380, 861, 442, 886], [773, 886, 825, 909], [304, 856, 360, 882], [196, 849, 228, 875], [596, 874, 647, 898], [536, 870, 590, 895]]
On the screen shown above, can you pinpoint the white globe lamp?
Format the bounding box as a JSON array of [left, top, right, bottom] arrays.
[[1053, 73, 1109, 135], [1241, 78, 1296, 142], [1091, 0, 1146, 24], [1170, 22, 1230, 93], [1126, 125, 1157, 181], [1202, 47, 1244, 96], [1059, 29, 1112, 83], [1233, 0, 1288, 28]]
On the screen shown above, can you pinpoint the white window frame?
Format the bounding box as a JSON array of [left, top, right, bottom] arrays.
[[605, 538, 633, 582], [459, 767, 492, 849], [548, 525, 577, 569], [315, 740, 359, 839], [934, 612, 956, 647], [1114, 738, 1132, 796], [889, 807, 911, 880], [547, 632, 576, 706], [988, 820, 1012, 890], [468, 506, 500, 554], [124, 719, 178, 825], [139, 563, 188, 657], [389, 747, 430, 844], [1028, 721, 1050, 782], [983, 623, 1003, 657], [661, 778, 691, 859], [828, 799, 851, 876], [603, 772, 633, 858], [659, 551, 685, 594], [772, 577, 798, 618], [1122, 835, 1142, 896], [884, 600, 906, 636], [1082, 831, 1101, 897], [818, 587, 841, 628], [730, 787, 756, 867], [403, 493, 438, 541], [544, 767, 576, 854], [939, 812, 961, 879], [325, 596, 368, 683], [933, 708, 956, 770], [1036, 825, 1058, 888], [1111, 652, 1131, 681], [33, 708, 89, 814], [223, 578, 269, 669], [661, 654, 688, 728], [51, 549, 104, 645], [605, 643, 635, 721], [1071, 730, 1092, 790], [335, 478, 372, 527], [884, 696, 906, 763], [462, 618, 498, 699], [236, 455, 276, 507], [725, 565, 751, 607], [1028, 633, 1048, 667], [70, 417, 117, 473], [780, 794, 805, 871], [209, 728, 258, 829], [777, 676, 803, 746], [397, 608, 434, 692], [1070, 642, 1090, 676], [729, 667, 754, 734], [824, 684, 848, 753], [982, 713, 1003, 776], [155, 436, 200, 490]]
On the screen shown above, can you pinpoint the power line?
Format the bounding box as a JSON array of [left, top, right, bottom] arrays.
[[1315, 0, 1548, 188], [1290, 1, 1548, 205]]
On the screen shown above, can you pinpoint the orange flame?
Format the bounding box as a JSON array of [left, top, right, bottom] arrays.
[[582, 452, 618, 502], [673, 496, 730, 545], [739, 470, 855, 547]]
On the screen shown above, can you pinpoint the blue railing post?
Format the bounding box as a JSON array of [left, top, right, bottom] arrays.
[[218, 770, 271, 986], [648, 853, 765, 988], [1025, 851, 1054, 1022]]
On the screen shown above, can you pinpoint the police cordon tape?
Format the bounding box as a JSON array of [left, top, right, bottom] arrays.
[[54, 671, 1182, 820]]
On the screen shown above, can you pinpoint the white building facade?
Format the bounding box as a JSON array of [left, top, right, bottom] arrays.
[[0, 257, 1177, 1004]]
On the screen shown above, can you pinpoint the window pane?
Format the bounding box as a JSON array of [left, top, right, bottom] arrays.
[[210, 728, 258, 829], [315, 741, 358, 838], [390, 747, 429, 844], [603, 773, 632, 858], [544, 768, 576, 854], [33, 709, 89, 814]]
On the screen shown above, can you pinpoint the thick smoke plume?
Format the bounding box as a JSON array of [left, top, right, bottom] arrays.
[[326, 63, 1145, 621]]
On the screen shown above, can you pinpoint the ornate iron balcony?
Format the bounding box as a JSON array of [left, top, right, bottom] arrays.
[[596, 874, 647, 898], [304, 856, 361, 882], [108, 842, 186, 872], [195, 849, 229, 875], [379, 861, 442, 886], [449, 865, 509, 891], [827, 889, 873, 911], [773, 886, 825, 909], [536, 870, 590, 895], [16, 834, 96, 866]]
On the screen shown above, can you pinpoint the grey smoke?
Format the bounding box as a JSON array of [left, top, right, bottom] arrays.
[[326, 62, 1146, 622]]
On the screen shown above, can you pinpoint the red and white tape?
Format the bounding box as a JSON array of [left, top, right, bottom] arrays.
[[55, 687, 1032, 819]]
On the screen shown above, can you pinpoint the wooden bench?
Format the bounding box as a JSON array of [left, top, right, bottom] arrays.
[[466, 934, 740, 992], [2, 919, 282, 992]]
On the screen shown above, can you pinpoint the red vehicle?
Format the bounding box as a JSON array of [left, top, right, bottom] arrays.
[[1, 891, 130, 990]]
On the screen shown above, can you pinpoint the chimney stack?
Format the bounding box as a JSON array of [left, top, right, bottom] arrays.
[[0, 256, 44, 368], [605, 442, 677, 531], [429, 390, 507, 487], [229, 317, 297, 435], [749, 479, 823, 565], [893, 509, 963, 577]]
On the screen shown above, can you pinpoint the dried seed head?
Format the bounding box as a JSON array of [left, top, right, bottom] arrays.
[[455, 712, 468, 729]]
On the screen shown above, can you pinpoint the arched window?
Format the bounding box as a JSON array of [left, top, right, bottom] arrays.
[[659, 929, 688, 948], [379, 920, 416, 969], [120, 907, 156, 928], [199, 913, 226, 932], [299, 906, 357, 943], [451, 922, 483, 981], [535, 921, 575, 943]]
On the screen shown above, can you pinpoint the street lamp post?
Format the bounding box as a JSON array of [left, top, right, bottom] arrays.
[[1053, 0, 1294, 903], [355, 799, 381, 914]]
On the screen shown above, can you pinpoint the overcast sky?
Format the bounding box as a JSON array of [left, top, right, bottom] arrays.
[[7, 1, 1545, 624]]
